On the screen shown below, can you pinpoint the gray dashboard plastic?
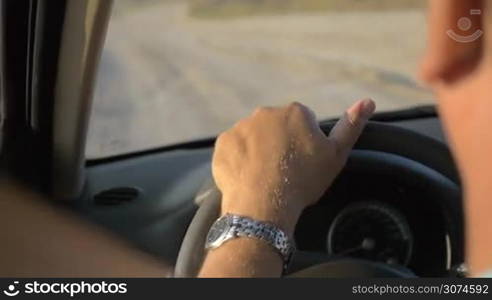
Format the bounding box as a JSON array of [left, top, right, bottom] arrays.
[[80, 149, 212, 264]]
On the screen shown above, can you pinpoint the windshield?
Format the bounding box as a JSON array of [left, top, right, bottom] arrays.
[[87, 0, 431, 159]]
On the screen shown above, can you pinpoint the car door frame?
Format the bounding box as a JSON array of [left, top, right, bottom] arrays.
[[1, 0, 113, 201]]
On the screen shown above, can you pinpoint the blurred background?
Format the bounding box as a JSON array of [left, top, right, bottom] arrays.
[[87, 0, 431, 159]]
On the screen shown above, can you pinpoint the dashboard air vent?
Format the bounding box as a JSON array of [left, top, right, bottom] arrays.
[[93, 187, 140, 205]]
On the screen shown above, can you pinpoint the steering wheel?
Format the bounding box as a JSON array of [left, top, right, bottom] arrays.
[[175, 122, 463, 277]]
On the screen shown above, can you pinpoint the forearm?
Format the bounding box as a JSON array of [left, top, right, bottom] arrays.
[[0, 182, 171, 277], [465, 178, 492, 276]]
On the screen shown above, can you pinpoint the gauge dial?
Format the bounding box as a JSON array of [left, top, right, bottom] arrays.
[[327, 201, 413, 266]]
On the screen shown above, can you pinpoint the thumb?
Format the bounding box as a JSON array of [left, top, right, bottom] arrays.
[[328, 99, 375, 157]]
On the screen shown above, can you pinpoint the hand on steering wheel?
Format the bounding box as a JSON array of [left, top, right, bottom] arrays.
[[175, 111, 462, 277], [212, 99, 375, 236]]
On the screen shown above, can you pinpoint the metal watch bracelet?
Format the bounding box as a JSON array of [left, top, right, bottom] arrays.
[[205, 213, 295, 272]]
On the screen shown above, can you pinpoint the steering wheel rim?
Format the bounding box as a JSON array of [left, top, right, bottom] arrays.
[[174, 121, 463, 277]]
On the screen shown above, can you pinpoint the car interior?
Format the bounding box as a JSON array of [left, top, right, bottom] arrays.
[[1, 0, 465, 278]]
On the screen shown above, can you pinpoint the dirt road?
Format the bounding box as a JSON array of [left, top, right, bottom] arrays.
[[87, 2, 432, 158]]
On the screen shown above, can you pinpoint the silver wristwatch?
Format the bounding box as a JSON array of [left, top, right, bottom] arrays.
[[205, 213, 294, 271]]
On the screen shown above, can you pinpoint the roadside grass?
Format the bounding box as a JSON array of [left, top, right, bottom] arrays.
[[112, 0, 181, 16], [189, 0, 426, 19]]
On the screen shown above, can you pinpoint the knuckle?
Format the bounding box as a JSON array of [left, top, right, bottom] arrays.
[[287, 101, 310, 118], [252, 106, 276, 120], [343, 111, 360, 128], [288, 101, 305, 111], [253, 106, 270, 115], [347, 117, 359, 129], [232, 118, 246, 129], [215, 131, 230, 146]]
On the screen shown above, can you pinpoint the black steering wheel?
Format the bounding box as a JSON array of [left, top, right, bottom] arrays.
[[175, 122, 463, 277]]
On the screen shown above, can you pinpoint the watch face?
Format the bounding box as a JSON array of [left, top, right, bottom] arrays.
[[206, 215, 231, 248]]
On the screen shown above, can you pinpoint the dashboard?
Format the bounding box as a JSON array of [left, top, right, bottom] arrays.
[[292, 117, 464, 277], [295, 158, 458, 277], [82, 111, 464, 277]]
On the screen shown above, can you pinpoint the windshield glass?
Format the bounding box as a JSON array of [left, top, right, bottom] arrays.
[[87, 0, 431, 159]]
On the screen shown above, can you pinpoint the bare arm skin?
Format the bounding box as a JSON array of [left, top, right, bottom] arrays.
[[0, 181, 172, 277], [421, 0, 492, 276], [199, 99, 375, 277]]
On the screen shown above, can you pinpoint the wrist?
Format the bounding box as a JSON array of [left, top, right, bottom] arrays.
[[220, 188, 303, 237]]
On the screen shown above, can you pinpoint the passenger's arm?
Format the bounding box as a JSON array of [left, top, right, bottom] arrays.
[[421, 0, 492, 276], [0, 180, 172, 277]]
